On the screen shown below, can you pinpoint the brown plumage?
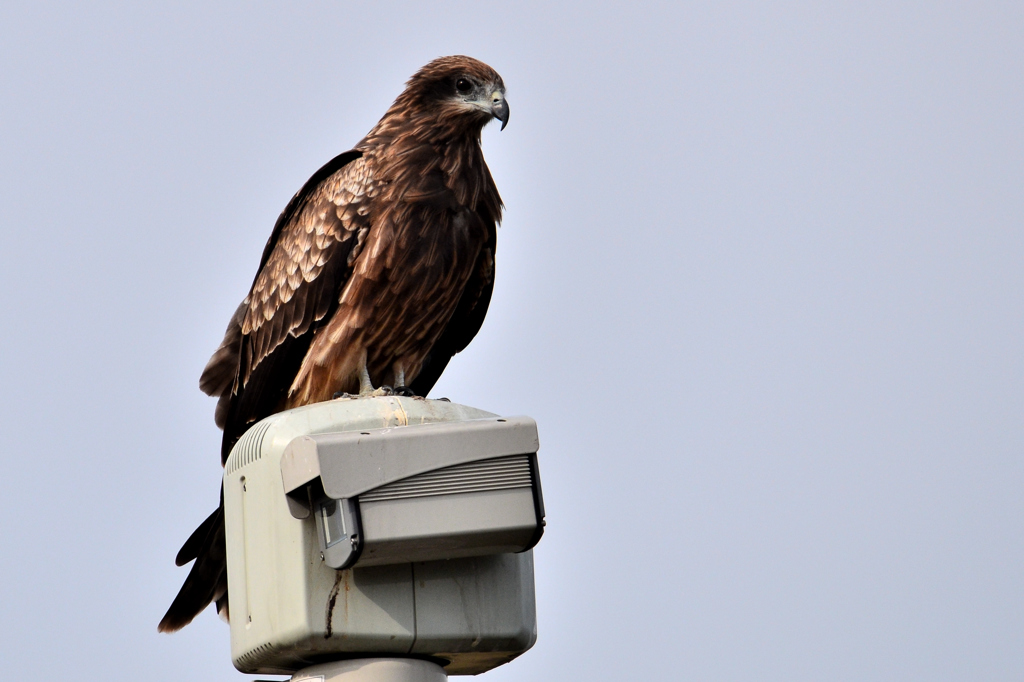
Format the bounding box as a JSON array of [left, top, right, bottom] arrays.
[[158, 56, 508, 633]]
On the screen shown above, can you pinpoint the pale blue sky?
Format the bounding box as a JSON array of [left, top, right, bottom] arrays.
[[1, 2, 1022, 680]]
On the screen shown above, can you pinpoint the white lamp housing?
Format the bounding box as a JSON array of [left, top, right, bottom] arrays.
[[222, 396, 544, 676]]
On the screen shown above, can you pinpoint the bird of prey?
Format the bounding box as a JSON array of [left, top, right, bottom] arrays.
[[158, 56, 509, 632]]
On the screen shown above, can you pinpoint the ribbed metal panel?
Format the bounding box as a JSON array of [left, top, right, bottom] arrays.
[[360, 454, 532, 503]]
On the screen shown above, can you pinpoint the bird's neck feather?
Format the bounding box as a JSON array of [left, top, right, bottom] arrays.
[[359, 114, 499, 219]]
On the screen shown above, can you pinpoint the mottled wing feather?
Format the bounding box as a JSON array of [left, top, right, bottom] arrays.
[[221, 331, 316, 462], [198, 151, 376, 462], [196, 150, 364, 431], [239, 153, 375, 388], [197, 301, 248, 428], [253, 150, 363, 277], [199, 301, 247, 399], [216, 153, 374, 460]]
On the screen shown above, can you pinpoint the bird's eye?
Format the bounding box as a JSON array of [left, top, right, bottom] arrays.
[[456, 78, 472, 93]]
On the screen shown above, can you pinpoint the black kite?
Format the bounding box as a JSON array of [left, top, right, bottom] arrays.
[[159, 56, 509, 632]]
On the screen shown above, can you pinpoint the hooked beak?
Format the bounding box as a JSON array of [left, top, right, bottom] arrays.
[[491, 91, 509, 130]]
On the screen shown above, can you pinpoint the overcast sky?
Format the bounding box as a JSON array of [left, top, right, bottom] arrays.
[[1, 2, 1022, 680]]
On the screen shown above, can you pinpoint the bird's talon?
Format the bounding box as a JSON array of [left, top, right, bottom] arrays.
[[394, 385, 417, 397]]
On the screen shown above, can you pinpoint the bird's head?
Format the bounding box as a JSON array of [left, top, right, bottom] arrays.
[[401, 56, 509, 133]]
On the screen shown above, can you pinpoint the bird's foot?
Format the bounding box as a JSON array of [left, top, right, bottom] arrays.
[[393, 385, 417, 397], [332, 391, 353, 400], [364, 385, 393, 397]]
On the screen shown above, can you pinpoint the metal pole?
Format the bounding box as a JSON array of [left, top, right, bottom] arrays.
[[290, 658, 446, 682]]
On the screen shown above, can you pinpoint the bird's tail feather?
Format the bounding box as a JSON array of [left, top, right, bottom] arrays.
[[174, 505, 219, 566], [158, 504, 227, 633]]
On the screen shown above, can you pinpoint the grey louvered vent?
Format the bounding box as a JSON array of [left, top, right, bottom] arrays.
[[359, 454, 532, 503], [226, 419, 273, 475], [235, 641, 279, 670]]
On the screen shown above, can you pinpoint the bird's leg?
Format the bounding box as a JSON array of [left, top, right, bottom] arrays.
[[357, 354, 375, 396], [357, 353, 393, 397], [392, 362, 417, 397]]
